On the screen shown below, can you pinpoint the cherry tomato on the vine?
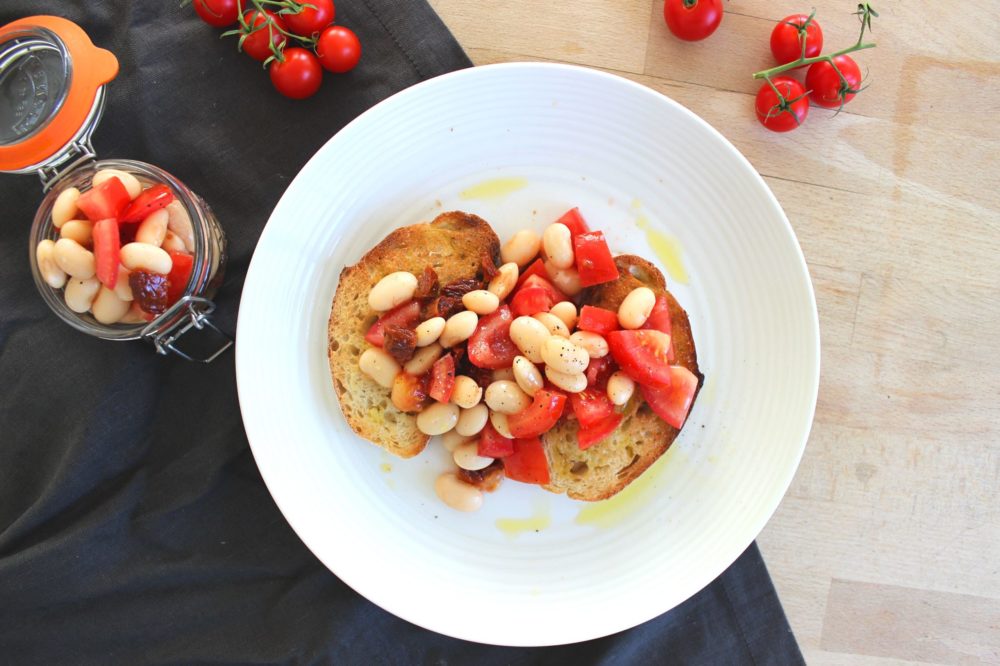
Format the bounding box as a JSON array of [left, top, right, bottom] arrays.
[[755, 76, 809, 132], [663, 0, 723, 42], [316, 25, 362, 73], [770, 13, 823, 66], [241, 10, 287, 62], [269, 47, 323, 99], [193, 0, 242, 28], [282, 0, 335, 37], [806, 55, 863, 108]]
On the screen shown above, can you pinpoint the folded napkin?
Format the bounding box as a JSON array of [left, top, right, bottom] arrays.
[[0, 1, 802, 663]]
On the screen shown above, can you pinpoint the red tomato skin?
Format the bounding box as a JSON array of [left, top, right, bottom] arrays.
[[76, 177, 131, 221], [364, 300, 420, 347], [574, 231, 619, 287], [316, 25, 362, 74], [769, 13, 823, 66], [467, 305, 519, 369], [241, 10, 287, 62], [478, 422, 514, 458], [282, 0, 334, 36], [514, 258, 549, 290], [92, 219, 120, 290], [507, 389, 567, 439], [518, 274, 565, 304], [755, 76, 809, 133], [510, 287, 553, 317], [503, 437, 551, 485], [555, 207, 590, 240], [270, 47, 323, 100], [193, 0, 242, 27], [165, 251, 195, 305], [640, 365, 699, 429], [578, 305, 619, 336], [577, 413, 623, 451], [607, 329, 674, 388], [570, 388, 615, 428], [806, 55, 863, 108], [663, 0, 723, 41], [120, 185, 175, 225], [429, 354, 456, 403]]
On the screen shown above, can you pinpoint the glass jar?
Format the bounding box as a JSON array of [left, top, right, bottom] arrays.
[[1, 16, 230, 361]]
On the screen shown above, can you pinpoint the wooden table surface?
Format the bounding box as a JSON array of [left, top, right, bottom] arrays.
[[428, 1, 1000, 662]]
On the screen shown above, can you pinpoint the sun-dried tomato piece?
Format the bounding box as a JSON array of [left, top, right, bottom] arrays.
[[458, 459, 504, 492], [129, 270, 170, 315], [414, 266, 439, 300], [481, 252, 499, 280], [383, 325, 417, 364], [440, 278, 480, 298]]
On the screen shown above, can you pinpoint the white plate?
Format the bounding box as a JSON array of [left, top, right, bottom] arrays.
[[236, 63, 819, 646]]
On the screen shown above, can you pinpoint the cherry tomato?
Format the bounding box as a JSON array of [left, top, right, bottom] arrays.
[[584, 356, 617, 391], [755, 76, 809, 133], [514, 258, 550, 290], [663, 0, 723, 42], [364, 300, 420, 347], [193, 0, 242, 28], [577, 305, 619, 336], [510, 287, 553, 317], [577, 413, 623, 450], [503, 437, 551, 485], [570, 388, 615, 428], [316, 25, 361, 74], [76, 177, 131, 221], [165, 251, 195, 305], [429, 354, 456, 403], [241, 10, 287, 62], [478, 422, 514, 458], [806, 55, 863, 109], [507, 389, 567, 439], [121, 185, 175, 225], [574, 231, 619, 287], [467, 305, 519, 369], [518, 274, 565, 304], [642, 295, 675, 362], [607, 329, 674, 387], [554, 207, 590, 240], [282, 0, 335, 37], [269, 47, 323, 99], [639, 365, 699, 429], [92, 219, 120, 290], [769, 13, 823, 66]]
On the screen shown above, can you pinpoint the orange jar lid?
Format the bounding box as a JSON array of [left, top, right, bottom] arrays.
[[0, 16, 118, 172]]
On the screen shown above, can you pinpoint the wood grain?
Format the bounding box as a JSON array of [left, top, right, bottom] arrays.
[[429, 0, 1000, 661]]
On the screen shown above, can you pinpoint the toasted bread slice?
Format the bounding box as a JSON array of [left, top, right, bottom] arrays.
[[543, 255, 702, 501], [327, 212, 500, 458]]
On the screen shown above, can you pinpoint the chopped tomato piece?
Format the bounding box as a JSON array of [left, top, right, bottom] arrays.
[[364, 300, 421, 347], [642, 295, 675, 362], [507, 389, 567, 438], [478, 422, 514, 458], [518, 274, 566, 304], [570, 388, 616, 428], [578, 413, 623, 450], [578, 305, 619, 336], [503, 437, 551, 485], [120, 184, 175, 224], [76, 177, 131, 221], [607, 329, 674, 387], [391, 372, 429, 413], [514, 258, 549, 290], [640, 366, 699, 429], [510, 287, 553, 317], [467, 305, 519, 369], [584, 356, 617, 390], [429, 354, 456, 403], [92, 219, 120, 290], [165, 251, 194, 305], [574, 231, 619, 287], [555, 207, 590, 240]]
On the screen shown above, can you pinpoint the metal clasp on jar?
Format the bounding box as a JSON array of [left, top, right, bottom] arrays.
[[143, 295, 232, 363]]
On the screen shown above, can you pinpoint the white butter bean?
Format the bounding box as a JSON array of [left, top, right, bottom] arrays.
[[359, 347, 401, 388], [161, 230, 187, 253], [512, 356, 543, 396], [570, 330, 609, 358], [414, 317, 446, 347], [403, 343, 442, 376], [545, 261, 583, 296], [64, 277, 101, 313], [545, 366, 587, 393], [487, 262, 518, 300], [510, 316, 551, 363], [453, 440, 494, 471], [462, 289, 500, 315], [51, 187, 80, 228], [119, 302, 150, 324], [455, 403, 489, 437], [533, 312, 570, 338], [36, 239, 67, 289], [434, 472, 483, 512], [450, 375, 483, 409], [369, 271, 417, 312], [607, 371, 636, 406], [416, 402, 460, 436], [618, 287, 656, 329], [442, 430, 475, 453], [53, 238, 96, 279], [439, 310, 478, 348], [93, 169, 142, 199], [500, 229, 541, 267], [492, 367, 515, 382], [59, 220, 93, 246], [120, 242, 172, 275], [135, 208, 169, 247], [541, 336, 589, 374], [114, 266, 134, 302], [485, 380, 531, 415], [542, 222, 574, 269], [489, 411, 514, 438], [165, 200, 194, 252], [550, 301, 577, 330], [91, 286, 130, 325]]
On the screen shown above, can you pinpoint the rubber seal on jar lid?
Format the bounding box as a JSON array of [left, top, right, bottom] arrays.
[[0, 16, 118, 172]]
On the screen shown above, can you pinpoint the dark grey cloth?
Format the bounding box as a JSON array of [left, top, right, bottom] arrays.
[[0, 2, 803, 664]]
